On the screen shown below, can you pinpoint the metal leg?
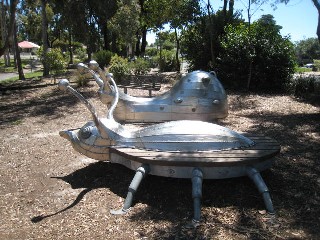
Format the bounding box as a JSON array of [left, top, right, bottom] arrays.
[[191, 168, 203, 226], [110, 164, 150, 215], [246, 166, 275, 214]]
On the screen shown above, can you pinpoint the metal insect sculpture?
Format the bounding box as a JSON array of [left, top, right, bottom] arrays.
[[58, 75, 279, 226], [78, 61, 228, 122]]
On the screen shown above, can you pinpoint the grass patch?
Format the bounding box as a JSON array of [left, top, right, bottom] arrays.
[[11, 119, 23, 125], [295, 67, 312, 73], [0, 59, 37, 73], [1, 71, 43, 85]]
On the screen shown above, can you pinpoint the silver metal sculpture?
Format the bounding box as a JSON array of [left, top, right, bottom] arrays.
[[78, 61, 228, 122], [58, 76, 278, 226]]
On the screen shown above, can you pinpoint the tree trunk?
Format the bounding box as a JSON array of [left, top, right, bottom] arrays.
[[174, 28, 180, 72], [13, 21, 25, 80], [141, 26, 147, 56], [68, 27, 73, 64], [103, 22, 110, 51], [1, 1, 11, 66], [41, 0, 50, 76], [135, 31, 141, 56], [229, 0, 234, 16], [0, 0, 17, 57], [207, 0, 215, 66], [246, 0, 252, 90], [312, 0, 320, 43]]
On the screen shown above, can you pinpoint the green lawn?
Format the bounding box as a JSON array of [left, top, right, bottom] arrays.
[[1, 71, 43, 85], [0, 59, 34, 73]]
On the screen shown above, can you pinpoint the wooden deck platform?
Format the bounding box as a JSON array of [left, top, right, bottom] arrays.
[[110, 135, 280, 167]]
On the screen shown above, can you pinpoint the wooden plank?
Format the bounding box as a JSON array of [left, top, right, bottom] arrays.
[[109, 135, 280, 167]]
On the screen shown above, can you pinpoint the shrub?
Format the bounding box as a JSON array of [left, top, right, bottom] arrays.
[[74, 47, 87, 62], [108, 54, 131, 83], [93, 50, 113, 68], [288, 75, 320, 103], [145, 47, 158, 57], [158, 49, 178, 72], [73, 71, 91, 87], [218, 16, 296, 91], [39, 48, 66, 83], [130, 57, 151, 75]]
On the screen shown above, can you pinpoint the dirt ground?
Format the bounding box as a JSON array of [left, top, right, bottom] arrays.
[[0, 75, 319, 240]]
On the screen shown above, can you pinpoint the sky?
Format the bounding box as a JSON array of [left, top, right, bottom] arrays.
[[146, 0, 318, 44]]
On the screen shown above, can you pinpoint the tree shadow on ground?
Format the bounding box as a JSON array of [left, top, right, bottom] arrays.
[[0, 81, 98, 127], [32, 160, 282, 239], [241, 111, 320, 238]]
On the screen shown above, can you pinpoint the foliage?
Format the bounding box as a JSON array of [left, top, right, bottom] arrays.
[[93, 50, 113, 68], [73, 71, 91, 87], [295, 38, 320, 65], [108, 54, 131, 82], [74, 47, 87, 62], [158, 49, 177, 72], [130, 58, 151, 75], [288, 75, 320, 103], [52, 40, 83, 52], [180, 10, 241, 70], [38, 47, 66, 81], [109, 0, 140, 50], [217, 16, 296, 91], [145, 47, 158, 57]]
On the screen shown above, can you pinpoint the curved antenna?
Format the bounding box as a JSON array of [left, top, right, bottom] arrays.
[[58, 79, 100, 126], [88, 60, 108, 82], [77, 63, 104, 87], [88, 61, 113, 93], [106, 74, 119, 120]]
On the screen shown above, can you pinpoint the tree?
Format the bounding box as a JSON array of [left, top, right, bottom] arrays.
[[41, 0, 49, 76], [13, 20, 25, 80], [295, 37, 320, 65], [0, 0, 18, 57], [168, 0, 201, 71], [137, 0, 176, 56], [109, 0, 140, 57], [218, 15, 296, 91], [181, 9, 241, 70]]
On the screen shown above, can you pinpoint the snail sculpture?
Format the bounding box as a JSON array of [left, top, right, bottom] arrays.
[[78, 61, 228, 123], [58, 75, 278, 226]]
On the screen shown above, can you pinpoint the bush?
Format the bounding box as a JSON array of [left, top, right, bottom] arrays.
[[39, 48, 66, 83], [93, 50, 113, 68], [130, 57, 151, 75], [74, 47, 87, 62], [218, 16, 296, 91], [288, 76, 320, 103], [145, 47, 158, 57], [158, 49, 178, 72], [108, 54, 131, 83], [73, 71, 91, 87]]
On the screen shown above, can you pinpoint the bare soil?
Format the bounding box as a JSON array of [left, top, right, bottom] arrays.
[[0, 76, 319, 239]]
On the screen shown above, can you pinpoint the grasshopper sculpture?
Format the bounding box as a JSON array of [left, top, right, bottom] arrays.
[[78, 61, 228, 123], [58, 75, 277, 226]]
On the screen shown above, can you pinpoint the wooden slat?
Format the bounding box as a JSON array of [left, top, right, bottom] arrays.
[[109, 135, 280, 167]]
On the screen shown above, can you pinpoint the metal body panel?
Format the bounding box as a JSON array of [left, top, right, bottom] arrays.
[[58, 78, 252, 160], [86, 66, 229, 122], [110, 154, 275, 179]]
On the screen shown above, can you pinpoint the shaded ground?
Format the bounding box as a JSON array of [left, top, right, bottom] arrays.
[[0, 77, 319, 239]]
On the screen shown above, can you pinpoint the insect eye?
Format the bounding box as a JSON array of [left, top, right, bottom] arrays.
[[80, 126, 92, 139]]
